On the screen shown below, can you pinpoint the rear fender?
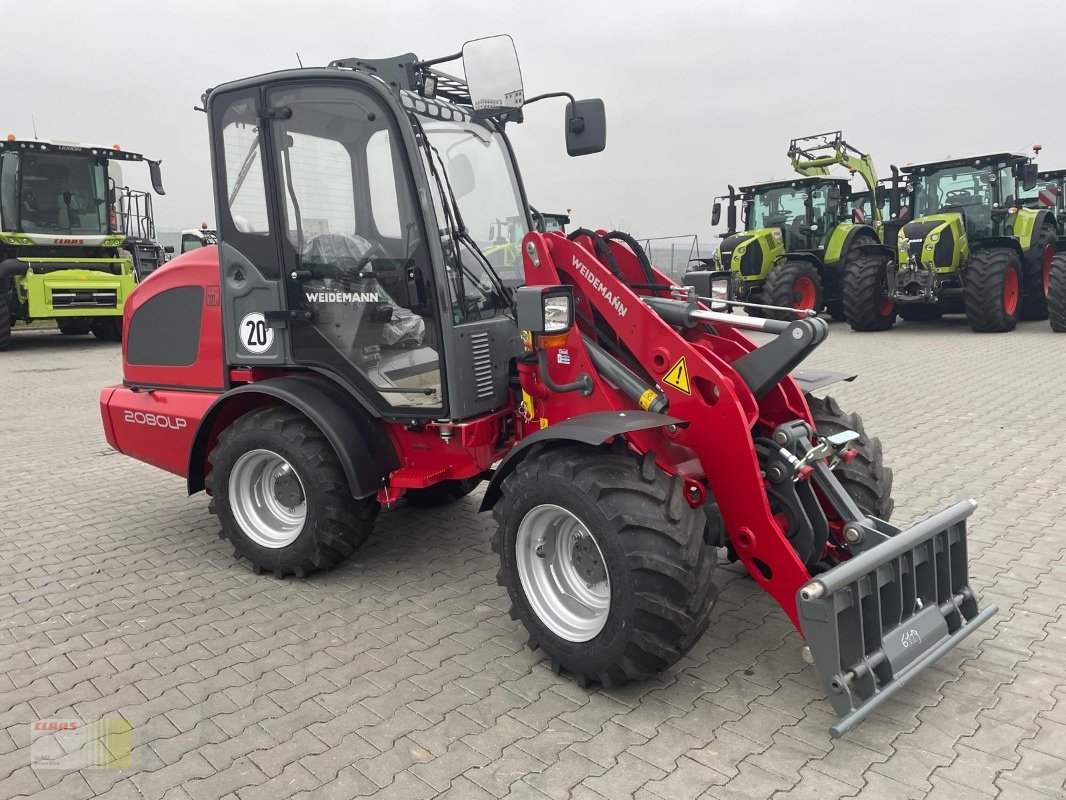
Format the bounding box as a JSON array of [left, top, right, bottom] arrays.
[[187, 375, 399, 499], [825, 223, 879, 266], [1008, 207, 1052, 252], [479, 411, 683, 512]]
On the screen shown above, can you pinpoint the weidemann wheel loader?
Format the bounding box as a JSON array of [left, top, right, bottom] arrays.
[[99, 36, 995, 737]]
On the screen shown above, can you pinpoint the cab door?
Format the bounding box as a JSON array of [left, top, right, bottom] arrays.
[[210, 78, 445, 417]]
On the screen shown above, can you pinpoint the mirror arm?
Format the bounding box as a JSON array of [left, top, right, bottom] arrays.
[[415, 51, 462, 68], [523, 91, 577, 107]]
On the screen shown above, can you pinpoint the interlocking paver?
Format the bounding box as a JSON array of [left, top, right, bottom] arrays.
[[3, 323, 1064, 799]]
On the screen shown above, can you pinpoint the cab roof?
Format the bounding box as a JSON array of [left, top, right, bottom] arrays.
[[739, 175, 852, 193], [901, 153, 1026, 174], [0, 137, 149, 162]]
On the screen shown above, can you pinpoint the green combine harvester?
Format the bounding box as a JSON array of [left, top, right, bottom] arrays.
[[0, 137, 164, 348], [843, 150, 1051, 332], [710, 131, 887, 320]]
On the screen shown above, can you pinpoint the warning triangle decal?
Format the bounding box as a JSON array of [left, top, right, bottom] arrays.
[[663, 357, 690, 394]]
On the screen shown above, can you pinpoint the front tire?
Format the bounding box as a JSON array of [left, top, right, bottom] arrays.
[[492, 444, 717, 687], [90, 318, 123, 341], [206, 406, 378, 577], [0, 289, 10, 351], [963, 248, 1021, 332], [1019, 224, 1055, 321], [843, 251, 897, 331], [57, 318, 91, 336], [1049, 251, 1066, 332], [763, 260, 822, 320], [806, 394, 894, 521]]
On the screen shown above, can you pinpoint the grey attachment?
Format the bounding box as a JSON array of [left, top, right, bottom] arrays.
[[797, 498, 998, 738]]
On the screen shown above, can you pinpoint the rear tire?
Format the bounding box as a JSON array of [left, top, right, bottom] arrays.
[[90, 318, 123, 342], [57, 318, 91, 336], [0, 289, 10, 351], [763, 260, 822, 320], [1050, 251, 1066, 332], [492, 444, 717, 687], [843, 251, 897, 331], [406, 476, 484, 507], [897, 304, 942, 322], [806, 394, 894, 521], [963, 248, 1020, 332], [206, 406, 379, 578], [1019, 224, 1055, 321]]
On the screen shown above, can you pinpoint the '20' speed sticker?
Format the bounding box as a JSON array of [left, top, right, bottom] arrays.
[[239, 312, 274, 354]]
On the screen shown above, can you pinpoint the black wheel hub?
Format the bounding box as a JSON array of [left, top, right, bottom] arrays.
[[273, 472, 305, 508], [570, 536, 607, 585]]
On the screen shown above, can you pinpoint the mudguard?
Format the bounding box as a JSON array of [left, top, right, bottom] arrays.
[[479, 410, 682, 511], [797, 498, 998, 737], [187, 374, 399, 499]]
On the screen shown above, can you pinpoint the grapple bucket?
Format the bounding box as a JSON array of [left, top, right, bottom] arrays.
[[797, 499, 998, 737]]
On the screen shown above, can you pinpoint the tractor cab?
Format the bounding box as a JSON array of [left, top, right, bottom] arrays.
[[1016, 167, 1065, 219], [200, 36, 604, 420], [180, 226, 219, 254], [742, 177, 850, 251], [532, 208, 570, 233]]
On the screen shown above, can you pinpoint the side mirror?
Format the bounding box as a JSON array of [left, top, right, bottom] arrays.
[[711, 201, 722, 227], [148, 160, 165, 195], [447, 153, 475, 199], [463, 35, 524, 119], [163, 245, 175, 254], [516, 284, 574, 334], [565, 99, 606, 157]]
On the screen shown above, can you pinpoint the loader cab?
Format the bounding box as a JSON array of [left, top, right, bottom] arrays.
[[902, 154, 1027, 240], [742, 177, 849, 251], [204, 36, 605, 422]]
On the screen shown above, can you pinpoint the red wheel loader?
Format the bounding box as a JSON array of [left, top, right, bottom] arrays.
[[99, 36, 995, 737]]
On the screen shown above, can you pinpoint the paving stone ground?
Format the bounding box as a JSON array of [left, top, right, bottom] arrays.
[[1, 318, 1064, 799]]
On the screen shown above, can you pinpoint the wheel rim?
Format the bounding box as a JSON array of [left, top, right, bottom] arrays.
[[228, 449, 307, 548], [515, 504, 610, 642], [878, 297, 894, 317], [793, 276, 816, 310], [1003, 265, 1020, 316], [1043, 245, 1054, 298]]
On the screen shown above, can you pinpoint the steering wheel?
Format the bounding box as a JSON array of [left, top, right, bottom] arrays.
[[945, 189, 974, 203], [334, 241, 389, 284]]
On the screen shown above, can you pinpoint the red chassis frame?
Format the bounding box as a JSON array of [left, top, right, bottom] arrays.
[[101, 232, 827, 630]]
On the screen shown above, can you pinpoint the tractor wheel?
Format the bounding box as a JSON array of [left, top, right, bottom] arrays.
[[897, 304, 943, 322], [806, 394, 894, 521], [57, 318, 91, 336], [492, 444, 717, 687], [763, 260, 822, 320], [1050, 251, 1066, 332], [91, 318, 123, 342], [406, 476, 484, 507], [0, 291, 10, 351], [843, 250, 896, 331], [1019, 223, 1055, 321], [206, 406, 379, 578], [963, 248, 1021, 333]]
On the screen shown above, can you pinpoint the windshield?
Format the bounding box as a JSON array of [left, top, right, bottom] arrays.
[[11, 152, 108, 235], [911, 166, 997, 217], [748, 186, 807, 231], [419, 115, 527, 284]]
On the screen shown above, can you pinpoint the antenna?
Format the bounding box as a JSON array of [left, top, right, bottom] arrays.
[[296, 52, 304, 68], [31, 114, 39, 138]]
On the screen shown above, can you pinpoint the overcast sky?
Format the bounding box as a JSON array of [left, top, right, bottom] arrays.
[[8, 0, 1066, 239]]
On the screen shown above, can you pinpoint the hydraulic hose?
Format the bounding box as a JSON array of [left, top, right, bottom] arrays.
[[567, 228, 625, 279], [604, 230, 656, 285], [536, 347, 593, 396], [0, 259, 29, 282]]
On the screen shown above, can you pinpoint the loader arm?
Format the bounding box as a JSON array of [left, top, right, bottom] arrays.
[[789, 131, 881, 223], [517, 228, 996, 736]]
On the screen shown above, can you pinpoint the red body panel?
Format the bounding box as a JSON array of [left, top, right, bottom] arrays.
[[123, 246, 226, 391], [102, 387, 217, 477]]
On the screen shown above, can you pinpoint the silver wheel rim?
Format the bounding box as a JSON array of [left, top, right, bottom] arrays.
[[515, 504, 610, 642], [228, 449, 306, 548]]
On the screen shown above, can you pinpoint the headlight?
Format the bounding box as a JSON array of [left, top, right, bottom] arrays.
[[543, 294, 572, 333]]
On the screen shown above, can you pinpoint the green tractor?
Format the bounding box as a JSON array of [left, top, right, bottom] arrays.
[[0, 137, 165, 348], [1024, 169, 1066, 330], [843, 151, 1052, 332], [711, 132, 887, 319]]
